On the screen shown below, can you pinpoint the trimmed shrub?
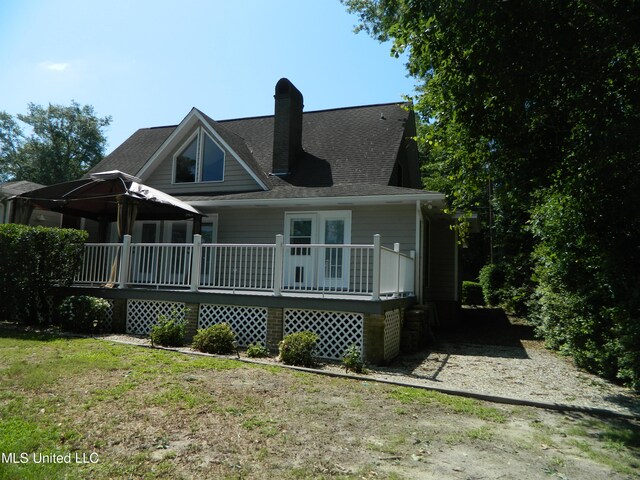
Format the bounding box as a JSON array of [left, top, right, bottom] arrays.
[[0, 224, 87, 324], [461, 281, 484, 306], [59, 296, 111, 333], [279, 331, 319, 367], [342, 344, 366, 373], [150, 310, 185, 347], [192, 323, 236, 354], [246, 342, 270, 358]]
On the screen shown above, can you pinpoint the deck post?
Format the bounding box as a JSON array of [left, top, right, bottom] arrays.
[[394, 242, 401, 298], [410, 250, 416, 294], [190, 234, 202, 292], [273, 234, 284, 296], [118, 235, 132, 289], [372, 234, 381, 301]]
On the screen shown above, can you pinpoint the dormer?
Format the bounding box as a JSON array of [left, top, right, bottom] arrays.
[[137, 108, 268, 194]]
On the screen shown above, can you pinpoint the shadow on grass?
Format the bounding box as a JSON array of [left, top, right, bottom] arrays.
[[0, 322, 70, 342]]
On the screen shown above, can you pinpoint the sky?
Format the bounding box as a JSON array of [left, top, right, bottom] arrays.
[[0, 0, 416, 155]]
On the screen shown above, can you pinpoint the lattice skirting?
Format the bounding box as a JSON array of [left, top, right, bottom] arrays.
[[283, 308, 363, 360], [198, 304, 267, 347], [126, 300, 185, 335], [102, 299, 114, 332], [384, 309, 402, 361]]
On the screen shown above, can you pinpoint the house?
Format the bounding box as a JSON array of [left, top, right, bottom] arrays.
[[62, 78, 461, 363]]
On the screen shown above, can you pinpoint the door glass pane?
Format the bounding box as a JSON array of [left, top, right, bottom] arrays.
[[175, 138, 197, 183], [324, 220, 344, 279], [201, 224, 215, 243], [170, 223, 187, 243], [290, 219, 312, 255], [324, 220, 344, 244]]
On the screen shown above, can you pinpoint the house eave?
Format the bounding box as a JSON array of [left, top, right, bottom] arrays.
[[187, 192, 447, 209]]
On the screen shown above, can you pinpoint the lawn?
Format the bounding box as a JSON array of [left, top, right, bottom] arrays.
[[0, 325, 639, 479]]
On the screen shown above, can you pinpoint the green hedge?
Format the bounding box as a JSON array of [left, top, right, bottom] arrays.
[[0, 224, 87, 324]]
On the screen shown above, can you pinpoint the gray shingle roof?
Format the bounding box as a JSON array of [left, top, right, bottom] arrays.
[[0, 180, 45, 197], [89, 126, 174, 176], [90, 102, 415, 192]]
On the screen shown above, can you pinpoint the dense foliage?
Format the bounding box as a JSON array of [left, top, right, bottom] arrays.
[[279, 331, 319, 367], [345, 0, 640, 389], [0, 224, 87, 324], [59, 295, 111, 333], [192, 323, 236, 354], [246, 342, 270, 358], [0, 101, 111, 184], [461, 281, 484, 307]]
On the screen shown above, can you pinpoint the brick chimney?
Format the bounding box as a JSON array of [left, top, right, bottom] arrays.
[[271, 78, 303, 175]]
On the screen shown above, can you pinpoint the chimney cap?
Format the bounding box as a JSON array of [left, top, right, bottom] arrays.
[[275, 78, 302, 98]]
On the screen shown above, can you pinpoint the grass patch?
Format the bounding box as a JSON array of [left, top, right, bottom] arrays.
[[148, 384, 212, 410], [388, 387, 507, 423], [2, 326, 639, 479]]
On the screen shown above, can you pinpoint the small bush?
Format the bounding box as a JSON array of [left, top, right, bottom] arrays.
[[279, 331, 319, 367], [150, 309, 185, 347], [462, 281, 485, 306], [342, 344, 366, 373], [192, 323, 236, 354], [59, 296, 110, 333], [246, 342, 270, 358], [478, 263, 505, 306]]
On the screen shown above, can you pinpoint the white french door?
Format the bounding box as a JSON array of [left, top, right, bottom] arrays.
[[284, 211, 351, 290]]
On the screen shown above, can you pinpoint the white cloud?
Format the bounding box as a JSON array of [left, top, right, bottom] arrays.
[[40, 62, 70, 72]]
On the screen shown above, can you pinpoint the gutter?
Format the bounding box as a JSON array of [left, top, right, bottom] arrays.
[[187, 192, 446, 209]]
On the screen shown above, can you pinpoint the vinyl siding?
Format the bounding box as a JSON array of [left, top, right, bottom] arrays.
[[210, 204, 417, 253], [145, 123, 262, 194]]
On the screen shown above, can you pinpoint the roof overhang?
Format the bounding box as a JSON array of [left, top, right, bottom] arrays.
[[187, 192, 447, 209]]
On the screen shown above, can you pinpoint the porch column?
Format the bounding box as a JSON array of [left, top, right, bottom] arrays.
[[118, 235, 132, 289], [371, 234, 381, 301], [190, 234, 202, 292], [362, 312, 385, 364], [183, 303, 200, 342], [273, 234, 284, 296], [394, 242, 401, 298], [266, 307, 284, 351]]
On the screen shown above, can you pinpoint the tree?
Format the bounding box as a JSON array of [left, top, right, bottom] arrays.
[[0, 101, 111, 185], [345, 0, 640, 389]]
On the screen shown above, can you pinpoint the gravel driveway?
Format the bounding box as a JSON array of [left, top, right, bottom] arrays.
[[363, 308, 640, 418]]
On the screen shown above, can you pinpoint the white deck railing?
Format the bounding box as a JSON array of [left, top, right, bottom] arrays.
[[74, 234, 415, 299]]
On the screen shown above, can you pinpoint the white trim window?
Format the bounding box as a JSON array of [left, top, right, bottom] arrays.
[[173, 128, 225, 183]]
